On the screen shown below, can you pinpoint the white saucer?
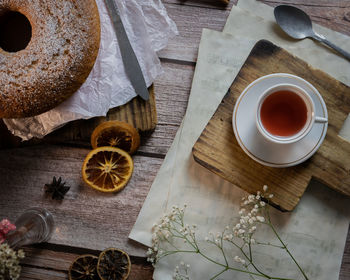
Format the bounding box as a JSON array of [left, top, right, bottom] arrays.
[[232, 73, 328, 168]]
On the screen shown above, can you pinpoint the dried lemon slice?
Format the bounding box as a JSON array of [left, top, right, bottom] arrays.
[[68, 254, 99, 280], [91, 121, 140, 154], [82, 147, 134, 193], [97, 248, 131, 280]]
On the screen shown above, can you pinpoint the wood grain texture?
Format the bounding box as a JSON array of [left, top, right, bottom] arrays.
[[158, 0, 350, 62], [158, 3, 231, 61], [20, 247, 153, 280], [49, 85, 157, 140], [164, 0, 236, 9], [259, 0, 350, 36], [20, 267, 68, 280], [0, 145, 162, 257], [193, 40, 350, 211], [0, 0, 349, 279]]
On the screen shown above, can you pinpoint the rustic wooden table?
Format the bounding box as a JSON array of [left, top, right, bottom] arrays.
[[0, 0, 349, 279]]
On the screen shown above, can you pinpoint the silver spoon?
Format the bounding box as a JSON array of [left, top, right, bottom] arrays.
[[274, 5, 350, 61]]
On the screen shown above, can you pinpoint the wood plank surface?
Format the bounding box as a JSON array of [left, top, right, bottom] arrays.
[[193, 40, 350, 211], [0, 0, 349, 279], [0, 145, 162, 257], [158, 0, 350, 62], [20, 247, 153, 280], [158, 3, 232, 61]]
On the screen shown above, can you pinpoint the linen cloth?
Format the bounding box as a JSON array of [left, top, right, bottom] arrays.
[[4, 0, 178, 140], [130, 1, 350, 279]]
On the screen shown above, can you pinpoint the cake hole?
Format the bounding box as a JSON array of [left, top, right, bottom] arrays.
[[0, 11, 32, 52]]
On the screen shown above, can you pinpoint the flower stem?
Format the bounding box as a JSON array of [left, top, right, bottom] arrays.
[[159, 249, 197, 259], [197, 251, 266, 278], [248, 242, 271, 279], [256, 241, 284, 249], [219, 233, 229, 266], [266, 210, 309, 280], [210, 268, 228, 280], [228, 239, 270, 279]]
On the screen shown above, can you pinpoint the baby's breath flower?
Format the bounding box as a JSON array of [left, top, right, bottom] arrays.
[[256, 216, 265, 223], [173, 262, 190, 280], [0, 243, 25, 280], [234, 255, 246, 265], [147, 248, 153, 255], [248, 195, 255, 202], [147, 186, 296, 280]]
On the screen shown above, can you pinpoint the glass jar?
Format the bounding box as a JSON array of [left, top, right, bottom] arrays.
[[6, 207, 54, 248]]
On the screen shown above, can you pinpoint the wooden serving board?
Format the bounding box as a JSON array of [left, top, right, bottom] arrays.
[[0, 85, 157, 149], [192, 40, 350, 211]]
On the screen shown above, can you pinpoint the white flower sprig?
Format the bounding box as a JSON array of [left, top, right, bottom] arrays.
[[173, 261, 190, 280], [0, 243, 25, 280], [147, 186, 309, 280]]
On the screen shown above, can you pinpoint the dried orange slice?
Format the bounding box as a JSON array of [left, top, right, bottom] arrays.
[[97, 248, 131, 280], [91, 121, 140, 154], [68, 254, 99, 280], [82, 147, 134, 193]]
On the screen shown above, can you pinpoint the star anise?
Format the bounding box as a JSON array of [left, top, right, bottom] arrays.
[[45, 176, 70, 200]]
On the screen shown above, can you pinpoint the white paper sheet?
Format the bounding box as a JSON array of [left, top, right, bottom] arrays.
[[130, 1, 350, 279], [4, 0, 178, 140]]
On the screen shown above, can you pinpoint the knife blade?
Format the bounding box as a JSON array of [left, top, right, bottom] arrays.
[[104, 0, 150, 101]]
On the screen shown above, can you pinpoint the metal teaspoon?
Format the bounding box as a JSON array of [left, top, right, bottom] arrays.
[[274, 5, 350, 61]]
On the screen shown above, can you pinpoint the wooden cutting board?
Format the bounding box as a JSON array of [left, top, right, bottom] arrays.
[[0, 85, 157, 149], [192, 40, 350, 211]]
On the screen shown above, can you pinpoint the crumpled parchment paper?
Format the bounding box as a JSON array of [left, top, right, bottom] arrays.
[[4, 0, 178, 140]]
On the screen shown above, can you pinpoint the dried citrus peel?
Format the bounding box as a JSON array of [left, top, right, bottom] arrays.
[[68, 254, 99, 280], [91, 121, 140, 154], [97, 248, 131, 280], [82, 147, 134, 193]]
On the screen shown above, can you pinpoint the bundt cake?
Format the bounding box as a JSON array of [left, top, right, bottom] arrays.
[[0, 0, 100, 118]]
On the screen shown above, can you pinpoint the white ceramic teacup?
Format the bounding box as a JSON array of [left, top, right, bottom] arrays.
[[256, 83, 328, 144]]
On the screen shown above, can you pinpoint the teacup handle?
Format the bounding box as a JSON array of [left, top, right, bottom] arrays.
[[315, 116, 328, 123]]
